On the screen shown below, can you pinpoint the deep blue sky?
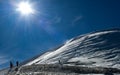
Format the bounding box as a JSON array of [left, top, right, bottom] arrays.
[[0, 0, 120, 69]]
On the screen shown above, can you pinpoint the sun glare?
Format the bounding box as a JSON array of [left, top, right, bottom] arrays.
[[16, 1, 34, 16]]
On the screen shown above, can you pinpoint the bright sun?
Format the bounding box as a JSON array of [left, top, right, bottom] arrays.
[[16, 1, 34, 16]]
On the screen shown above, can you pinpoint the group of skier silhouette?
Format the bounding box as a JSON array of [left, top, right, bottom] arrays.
[[9, 61, 19, 71]]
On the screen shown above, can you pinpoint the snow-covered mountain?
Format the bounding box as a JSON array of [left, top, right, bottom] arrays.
[[1, 29, 120, 75], [26, 29, 120, 69]]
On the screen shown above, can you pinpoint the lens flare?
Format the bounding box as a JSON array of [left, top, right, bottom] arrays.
[[16, 1, 34, 15]]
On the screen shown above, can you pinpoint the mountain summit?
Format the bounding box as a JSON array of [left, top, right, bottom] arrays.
[[26, 29, 120, 69]]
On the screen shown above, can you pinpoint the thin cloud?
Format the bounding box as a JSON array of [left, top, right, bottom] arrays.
[[53, 16, 61, 23], [0, 56, 9, 65], [72, 16, 83, 25], [46, 16, 62, 25]]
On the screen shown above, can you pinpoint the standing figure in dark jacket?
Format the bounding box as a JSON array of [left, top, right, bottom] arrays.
[[16, 61, 19, 67], [10, 61, 13, 69], [15, 61, 19, 71]]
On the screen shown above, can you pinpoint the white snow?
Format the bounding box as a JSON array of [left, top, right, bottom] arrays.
[[88, 30, 119, 37], [26, 36, 87, 65]]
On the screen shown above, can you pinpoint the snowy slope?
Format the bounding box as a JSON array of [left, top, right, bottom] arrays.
[[0, 68, 9, 75], [26, 29, 120, 69]]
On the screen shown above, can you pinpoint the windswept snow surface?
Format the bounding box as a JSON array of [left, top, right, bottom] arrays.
[[26, 29, 120, 69]]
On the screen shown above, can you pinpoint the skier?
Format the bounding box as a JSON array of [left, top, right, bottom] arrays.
[[16, 61, 19, 67], [10, 61, 13, 69], [58, 60, 63, 68], [7, 61, 13, 74], [15, 61, 19, 71]]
